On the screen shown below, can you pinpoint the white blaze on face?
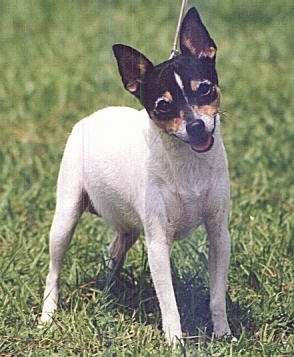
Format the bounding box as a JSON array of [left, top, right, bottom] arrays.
[[174, 72, 188, 103]]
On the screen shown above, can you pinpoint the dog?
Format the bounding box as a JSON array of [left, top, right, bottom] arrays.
[[40, 7, 233, 344]]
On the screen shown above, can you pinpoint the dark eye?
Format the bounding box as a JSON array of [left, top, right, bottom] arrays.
[[195, 80, 217, 105], [153, 97, 172, 116]]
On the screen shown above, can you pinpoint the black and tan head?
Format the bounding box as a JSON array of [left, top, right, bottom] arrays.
[[113, 7, 220, 153]]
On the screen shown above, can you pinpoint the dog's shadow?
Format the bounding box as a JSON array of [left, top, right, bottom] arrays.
[[88, 260, 255, 342]]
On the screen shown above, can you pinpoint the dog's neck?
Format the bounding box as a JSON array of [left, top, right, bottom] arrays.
[[139, 109, 225, 192]]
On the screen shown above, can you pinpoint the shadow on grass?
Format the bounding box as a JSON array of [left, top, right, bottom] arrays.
[[81, 263, 257, 343]]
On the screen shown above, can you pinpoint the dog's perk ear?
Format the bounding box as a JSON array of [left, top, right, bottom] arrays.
[[180, 7, 217, 59], [113, 44, 154, 99]]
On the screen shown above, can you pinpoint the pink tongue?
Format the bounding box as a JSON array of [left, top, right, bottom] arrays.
[[190, 134, 212, 152]]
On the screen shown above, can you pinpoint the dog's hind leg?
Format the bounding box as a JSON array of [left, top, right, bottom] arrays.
[[40, 189, 85, 323], [109, 230, 140, 273], [40, 128, 85, 323]]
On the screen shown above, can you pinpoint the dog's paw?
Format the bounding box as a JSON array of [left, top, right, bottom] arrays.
[[212, 332, 238, 343], [164, 329, 183, 347], [38, 311, 54, 326], [230, 335, 238, 343], [37, 318, 48, 329], [37, 321, 45, 329], [166, 335, 184, 349]]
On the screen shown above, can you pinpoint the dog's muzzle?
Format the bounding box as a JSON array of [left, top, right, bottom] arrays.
[[186, 118, 215, 153]]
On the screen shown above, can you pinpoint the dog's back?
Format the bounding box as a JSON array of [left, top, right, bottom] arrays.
[[65, 107, 148, 230]]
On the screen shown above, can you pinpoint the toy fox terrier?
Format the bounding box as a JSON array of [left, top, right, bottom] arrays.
[[41, 7, 233, 344]]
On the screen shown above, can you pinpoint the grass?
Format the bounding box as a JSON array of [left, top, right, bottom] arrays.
[[0, 0, 293, 355]]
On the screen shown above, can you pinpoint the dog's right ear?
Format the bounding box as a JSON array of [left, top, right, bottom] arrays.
[[113, 44, 154, 99]]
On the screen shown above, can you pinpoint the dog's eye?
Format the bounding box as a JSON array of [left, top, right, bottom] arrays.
[[195, 80, 217, 105], [153, 97, 173, 118]]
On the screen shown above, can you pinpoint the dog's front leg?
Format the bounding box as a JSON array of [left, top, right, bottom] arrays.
[[145, 217, 182, 345], [206, 218, 232, 337]]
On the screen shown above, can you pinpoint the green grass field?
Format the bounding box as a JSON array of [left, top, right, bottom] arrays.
[[0, 0, 293, 355]]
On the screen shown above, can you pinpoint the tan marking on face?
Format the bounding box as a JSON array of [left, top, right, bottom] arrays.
[[193, 85, 221, 116], [151, 110, 184, 133], [190, 80, 199, 92], [163, 91, 173, 102], [165, 115, 184, 133]]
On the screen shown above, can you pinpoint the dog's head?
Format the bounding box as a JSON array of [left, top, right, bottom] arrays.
[[113, 7, 220, 153]]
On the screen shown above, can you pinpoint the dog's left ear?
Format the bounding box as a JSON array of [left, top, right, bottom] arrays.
[[113, 44, 154, 99], [180, 7, 217, 59]]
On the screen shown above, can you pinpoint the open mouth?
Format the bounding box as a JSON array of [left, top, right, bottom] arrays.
[[190, 133, 214, 153]]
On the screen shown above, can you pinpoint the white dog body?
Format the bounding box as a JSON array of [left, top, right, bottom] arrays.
[[42, 106, 231, 341], [63, 107, 229, 238]]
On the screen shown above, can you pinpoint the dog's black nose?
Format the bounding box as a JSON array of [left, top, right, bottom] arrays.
[[186, 119, 205, 138]]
